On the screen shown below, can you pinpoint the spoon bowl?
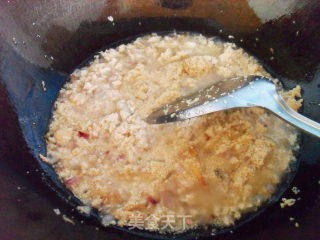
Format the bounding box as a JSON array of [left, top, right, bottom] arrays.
[[147, 75, 320, 138]]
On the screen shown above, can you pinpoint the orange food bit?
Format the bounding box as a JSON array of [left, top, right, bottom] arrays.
[[188, 146, 197, 157], [204, 133, 211, 141]]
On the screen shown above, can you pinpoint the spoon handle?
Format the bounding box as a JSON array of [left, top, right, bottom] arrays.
[[270, 92, 320, 138]]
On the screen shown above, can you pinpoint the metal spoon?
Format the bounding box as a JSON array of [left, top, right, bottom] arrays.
[[146, 75, 320, 138]]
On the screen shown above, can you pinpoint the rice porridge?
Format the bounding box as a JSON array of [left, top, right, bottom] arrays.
[[44, 33, 302, 232]]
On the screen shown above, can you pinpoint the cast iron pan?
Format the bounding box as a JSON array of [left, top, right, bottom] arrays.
[[0, 1, 319, 240]]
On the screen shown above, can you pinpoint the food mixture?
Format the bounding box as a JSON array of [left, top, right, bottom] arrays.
[[44, 33, 302, 233]]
